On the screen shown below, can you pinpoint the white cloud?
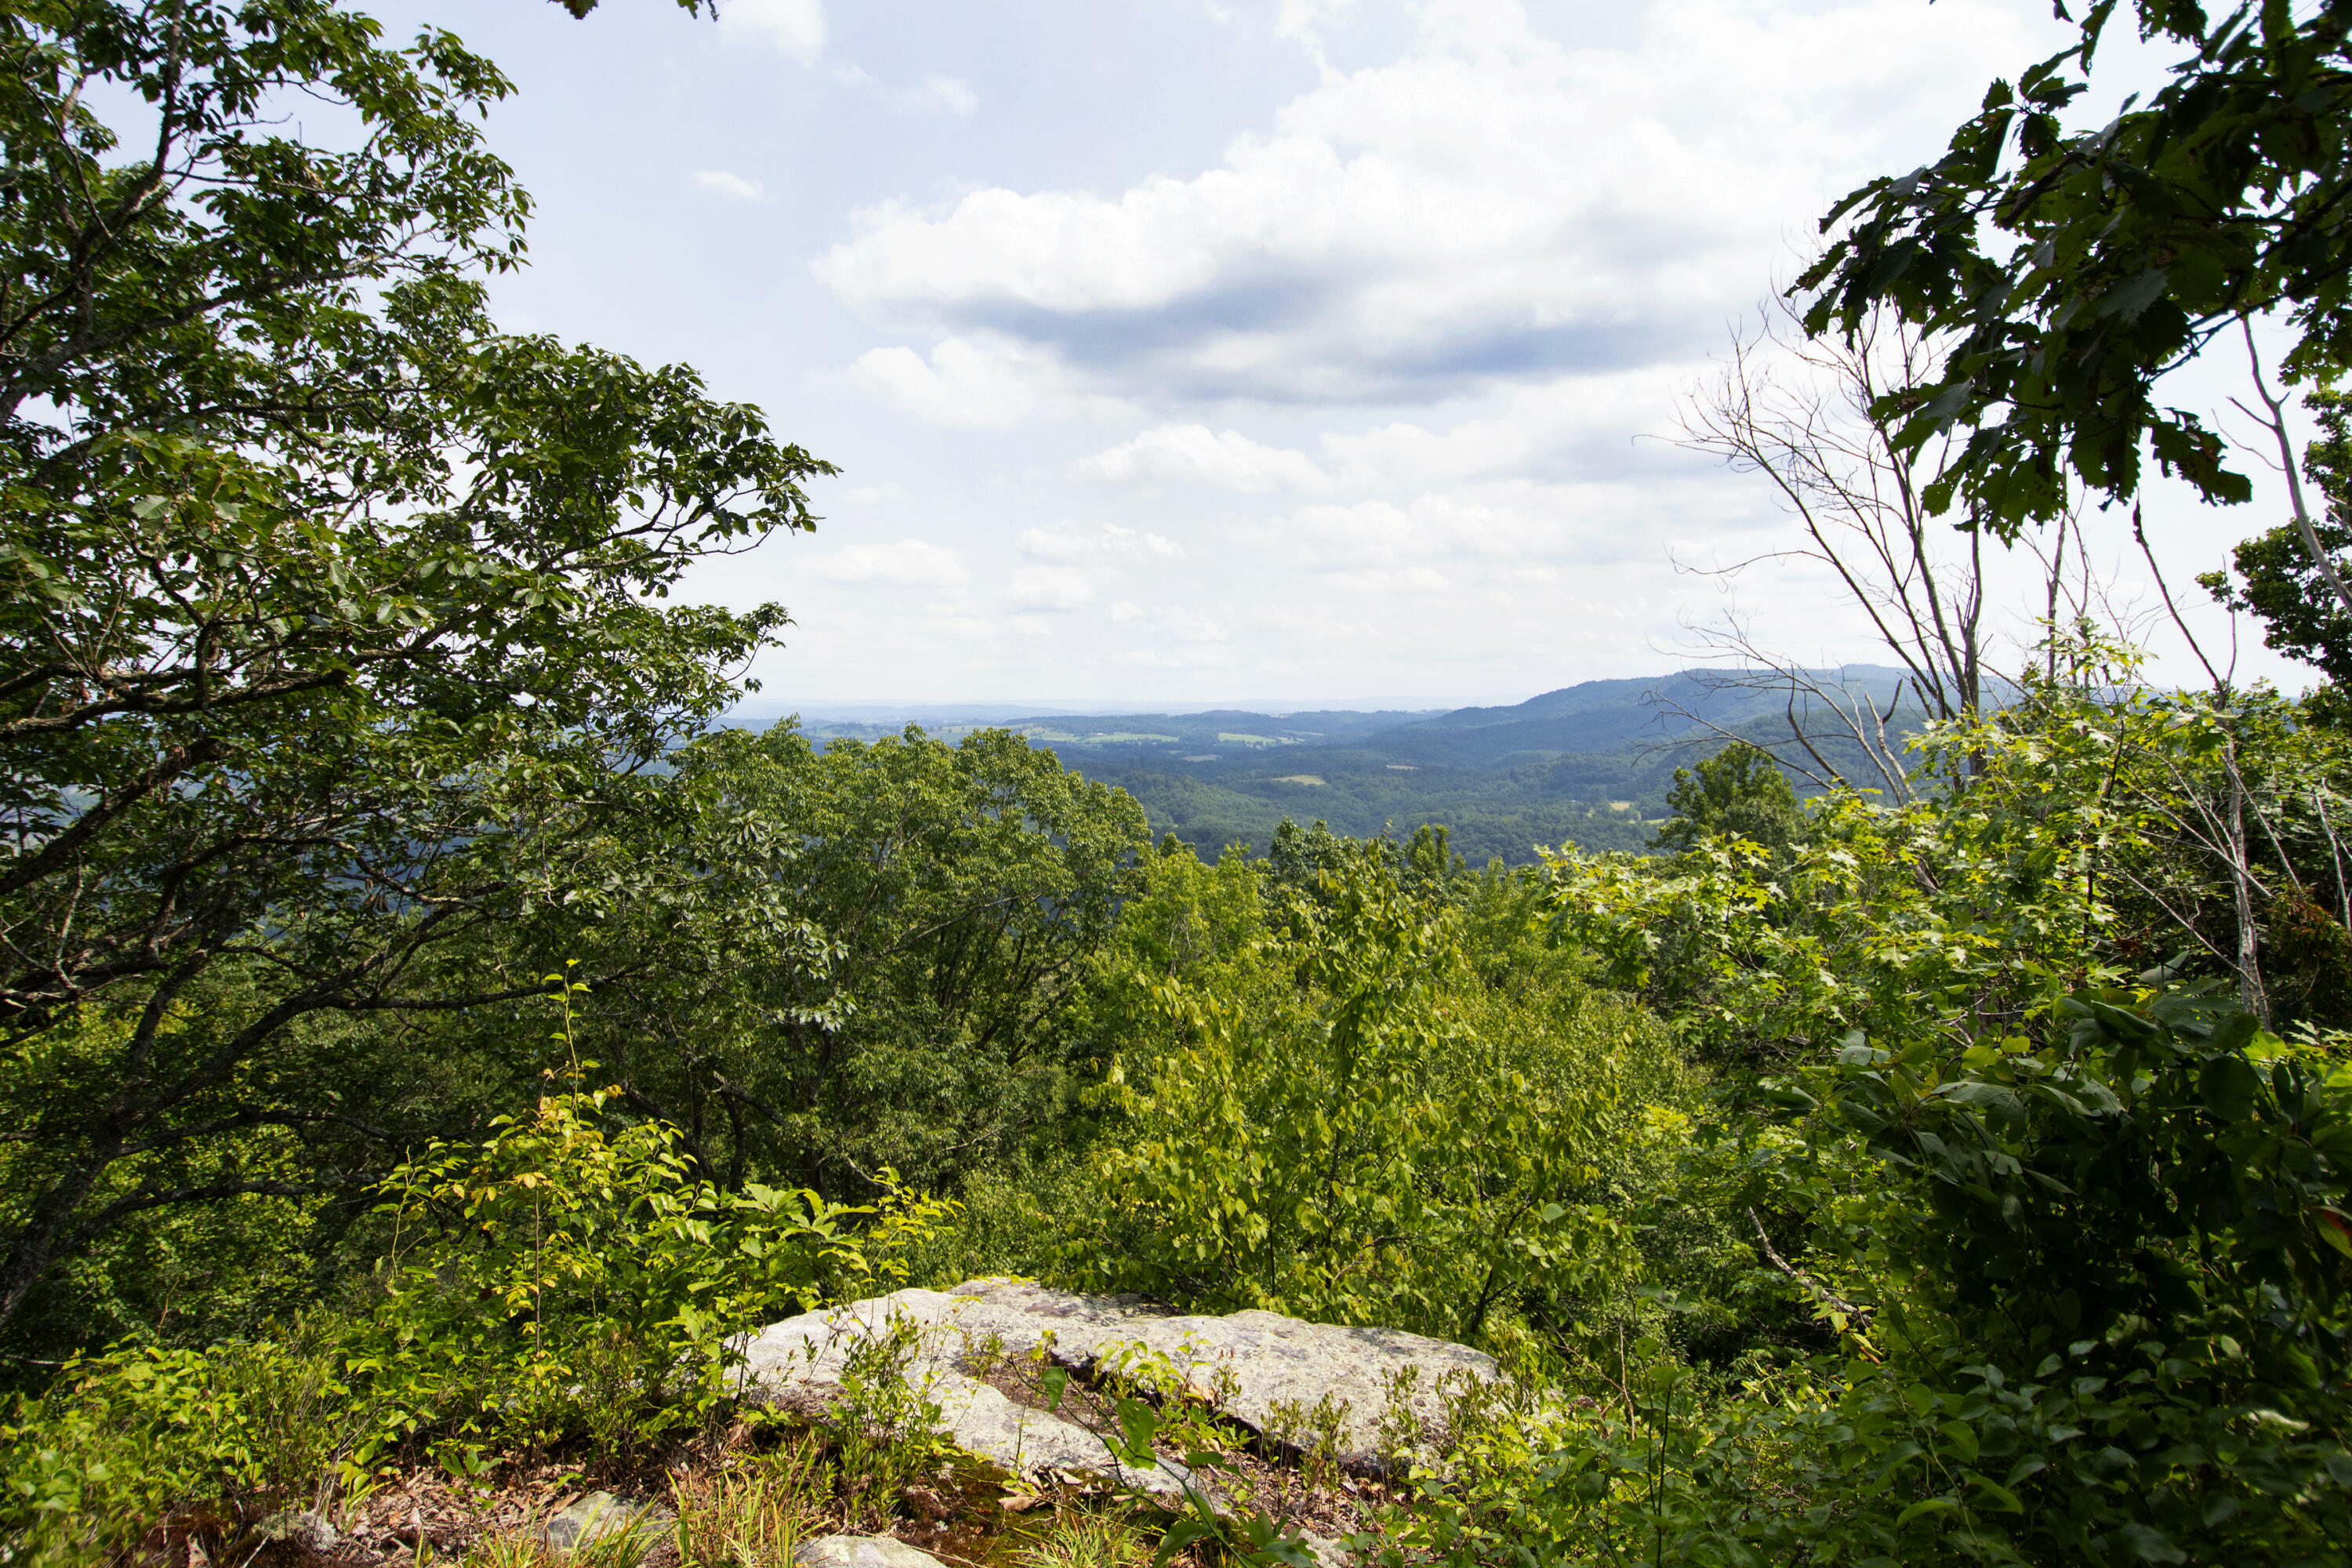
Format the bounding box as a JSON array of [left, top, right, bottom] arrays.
[[1072, 367, 1688, 502], [492, 0, 2290, 706], [1073, 424, 1333, 492], [1329, 565, 1451, 593], [1018, 523, 1184, 562], [717, 0, 826, 66], [832, 65, 980, 114], [807, 539, 967, 586], [840, 333, 1138, 426], [1006, 566, 1095, 611], [691, 169, 767, 202], [844, 336, 1044, 426], [812, 0, 2053, 405]]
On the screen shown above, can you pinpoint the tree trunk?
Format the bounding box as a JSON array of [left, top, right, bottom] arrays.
[[0, 1152, 114, 1330], [2226, 737, 2272, 1027]]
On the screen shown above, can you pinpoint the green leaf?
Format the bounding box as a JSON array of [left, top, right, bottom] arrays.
[[2115, 1522, 2186, 1563], [1894, 1497, 1959, 1528]]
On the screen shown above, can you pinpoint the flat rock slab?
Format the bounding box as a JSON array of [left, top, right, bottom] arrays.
[[739, 1278, 1495, 1485], [740, 1287, 1192, 1499], [794, 1537, 949, 1568]]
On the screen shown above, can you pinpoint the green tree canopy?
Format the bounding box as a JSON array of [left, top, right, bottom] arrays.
[[0, 2, 828, 1336], [1650, 740, 1802, 856], [528, 723, 1152, 1196]]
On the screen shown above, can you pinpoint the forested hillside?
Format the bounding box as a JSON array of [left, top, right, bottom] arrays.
[[6, 4, 2352, 1568], [789, 669, 1915, 863]]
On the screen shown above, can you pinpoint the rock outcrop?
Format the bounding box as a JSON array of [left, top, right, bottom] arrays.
[[739, 1277, 1498, 1490], [793, 1537, 949, 1568], [542, 1492, 673, 1555]]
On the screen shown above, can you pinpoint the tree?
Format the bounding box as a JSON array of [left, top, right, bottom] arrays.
[[1802, 0, 2352, 539], [1671, 300, 2103, 799], [1650, 742, 1802, 857], [535, 723, 1151, 1196], [2207, 388, 2352, 685], [0, 2, 829, 1338]]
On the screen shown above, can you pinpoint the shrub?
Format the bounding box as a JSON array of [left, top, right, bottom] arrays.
[[1072, 846, 1686, 1349], [1, 1080, 949, 1558], [0, 1323, 354, 1564], [348, 1084, 952, 1475]]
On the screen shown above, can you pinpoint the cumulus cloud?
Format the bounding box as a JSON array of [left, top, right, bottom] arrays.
[[844, 336, 1047, 426], [1070, 367, 1687, 499], [718, 0, 826, 64], [1071, 425, 1333, 492], [807, 539, 967, 586], [811, 0, 2051, 405], [745, 0, 2204, 700], [691, 169, 767, 202], [1018, 523, 1184, 562]]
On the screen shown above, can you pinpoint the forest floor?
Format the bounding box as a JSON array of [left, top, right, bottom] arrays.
[[137, 1414, 1407, 1568]]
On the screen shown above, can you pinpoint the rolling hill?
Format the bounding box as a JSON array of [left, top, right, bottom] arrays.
[[768, 667, 1919, 865]]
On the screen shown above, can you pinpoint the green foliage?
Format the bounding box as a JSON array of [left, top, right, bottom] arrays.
[[815, 1315, 953, 1532], [16, 17, 2352, 1568], [1552, 648, 2352, 1058], [671, 1439, 826, 1568], [1373, 978, 2352, 1566], [1520, 650, 2352, 1563], [1377, 1345, 2352, 1567], [350, 1086, 947, 1474], [1079, 767, 1657, 867], [1071, 842, 1686, 1349], [2206, 389, 2352, 685], [1809, 985, 2352, 1367], [1649, 742, 1802, 858], [1802, 0, 2352, 529], [1019, 1506, 1150, 1568], [0, 0, 830, 1345], [1, 1324, 355, 1563], [0, 1051, 946, 1556], [532, 720, 1152, 1196]]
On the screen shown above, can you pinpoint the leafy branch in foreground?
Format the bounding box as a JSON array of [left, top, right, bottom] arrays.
[[1802, 0, 2352, 534]]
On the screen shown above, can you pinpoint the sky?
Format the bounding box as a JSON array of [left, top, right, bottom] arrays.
[[367, 0, 2317, 709]]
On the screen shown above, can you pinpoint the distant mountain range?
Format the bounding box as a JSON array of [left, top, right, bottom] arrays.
[[741, 667, 1918, 866]]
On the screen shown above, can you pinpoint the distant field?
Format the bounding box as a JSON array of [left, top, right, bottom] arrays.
[[1019, 728, 1181, 744]]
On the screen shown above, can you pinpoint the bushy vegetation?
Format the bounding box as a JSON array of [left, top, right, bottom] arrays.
[[9, 2, 2352, 1566], [1062, 829, 1689, 1353]]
